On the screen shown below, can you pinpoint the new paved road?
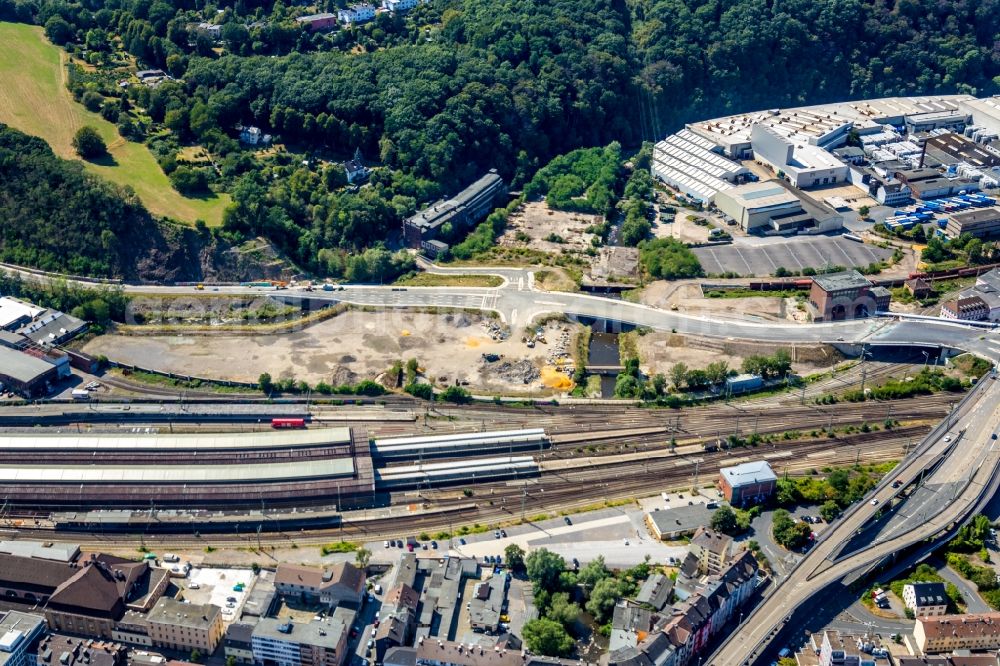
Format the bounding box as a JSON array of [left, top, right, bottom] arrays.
[[2, 259, 994, 353]]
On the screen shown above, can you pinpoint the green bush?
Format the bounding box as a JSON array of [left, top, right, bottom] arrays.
[[638, 238, 702, 280]]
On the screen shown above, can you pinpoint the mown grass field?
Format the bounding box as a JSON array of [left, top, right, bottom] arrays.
[[0, 22, 229, 226], [395, 273, 504, 287]]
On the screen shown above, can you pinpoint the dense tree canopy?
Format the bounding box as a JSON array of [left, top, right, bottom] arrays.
[[3, 0, 1000, 276], [0, 124, 198, 279]]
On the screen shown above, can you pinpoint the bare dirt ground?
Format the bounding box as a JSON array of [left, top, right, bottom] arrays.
[[498, 201, 601, 253], [84, 310, 582, 395], [653, 211, 717, 243], [634, 330, 832, 378], [637, 282, 810, 322]]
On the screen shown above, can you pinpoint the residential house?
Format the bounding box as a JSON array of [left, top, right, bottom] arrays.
[[336, 4, 375, 24], [251, 608, 356, 666], [968, 268, 1000, 321], [415, 639, 591, 665], [941, 295, 989, 321], [195, 22, 221, 39], [344, 150, 369, 184], [382, 0, 418, 11], [468, 575, 508, 634], [224, 623, 255, 664], [294, 13, 338, 31], [634, 574, 674, 612], [898, 657, 999, 666], [373, 584, 419, 659], [608, 600, 653, 654], [903, 582, 949, 617], [688, 528, 733, 576], [274, 563, 365, 610], [799, 631, 892, 666], [383, 647, 416, 666], [905, 278, 934, 299], [914, 613, 1000, 653], [606, 551, 758, 666], [240, 126, 271, 146]]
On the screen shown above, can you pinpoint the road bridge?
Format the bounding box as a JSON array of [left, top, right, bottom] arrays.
[[1, 259, 995, 354], [709, 374, 1000, 666]]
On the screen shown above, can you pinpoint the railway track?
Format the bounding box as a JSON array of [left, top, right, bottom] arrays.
[[15, 426, 919, 551]]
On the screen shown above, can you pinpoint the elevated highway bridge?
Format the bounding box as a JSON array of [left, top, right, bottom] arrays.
[[709, 373, 1000, 666]]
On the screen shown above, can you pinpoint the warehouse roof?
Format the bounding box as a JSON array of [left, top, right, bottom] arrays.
[[0, 346, 55, 384], [0, 458, 355, 484], [18, 310, 87, 345], [0, 428, 351, 451], [0, 540, 80, 562], [715, 180, 800, 211], [949, 207, 1000, 226], [0, 297, 43, 330], [647, 503, 716, 537], [651, 129, 747, 201], [405, 171, 504, 233], [923, 133, 1000, 168], [689, 96, 974, 153], [719, 461, 777, 488]]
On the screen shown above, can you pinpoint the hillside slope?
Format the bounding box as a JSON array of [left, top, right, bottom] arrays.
[[0, 123, 275, 282]]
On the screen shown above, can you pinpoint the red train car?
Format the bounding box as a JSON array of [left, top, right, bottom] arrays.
[[271, 418, 306, 429]]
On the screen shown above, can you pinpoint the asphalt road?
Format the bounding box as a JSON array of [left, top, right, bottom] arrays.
[[712, 374, 1000, 666], [3, 259, 994, 353]]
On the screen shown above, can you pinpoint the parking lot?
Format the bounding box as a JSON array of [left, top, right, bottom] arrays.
[[694, 236, 892, 277], [182, 567, 256, 622]]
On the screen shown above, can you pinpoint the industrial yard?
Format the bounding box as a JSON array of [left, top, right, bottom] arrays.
[[83, 309, 583, 394]]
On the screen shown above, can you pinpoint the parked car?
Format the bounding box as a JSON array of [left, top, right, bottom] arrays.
[[383, 540, 390, 548], [870, 498, 879, 506], [494, 530, 501, 539], [564, 516, 572, 525]]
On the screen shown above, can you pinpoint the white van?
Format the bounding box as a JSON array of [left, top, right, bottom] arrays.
[[162, 553, 180, 563]]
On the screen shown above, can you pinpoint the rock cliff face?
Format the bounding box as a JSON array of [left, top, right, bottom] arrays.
[[130, 227, 293, 284], [0, 123, 295, 284]]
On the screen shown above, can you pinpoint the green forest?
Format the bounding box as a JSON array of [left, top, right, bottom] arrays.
[[1, 0, 1000, 277], [0, 123, 201, 279]]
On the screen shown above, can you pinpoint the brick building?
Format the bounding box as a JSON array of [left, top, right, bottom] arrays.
[[718, 461, 777, 507], [809, 271, 891, 321]]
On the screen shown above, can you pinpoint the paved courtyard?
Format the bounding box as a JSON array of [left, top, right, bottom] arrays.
[[694, 236, 893, 277]]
